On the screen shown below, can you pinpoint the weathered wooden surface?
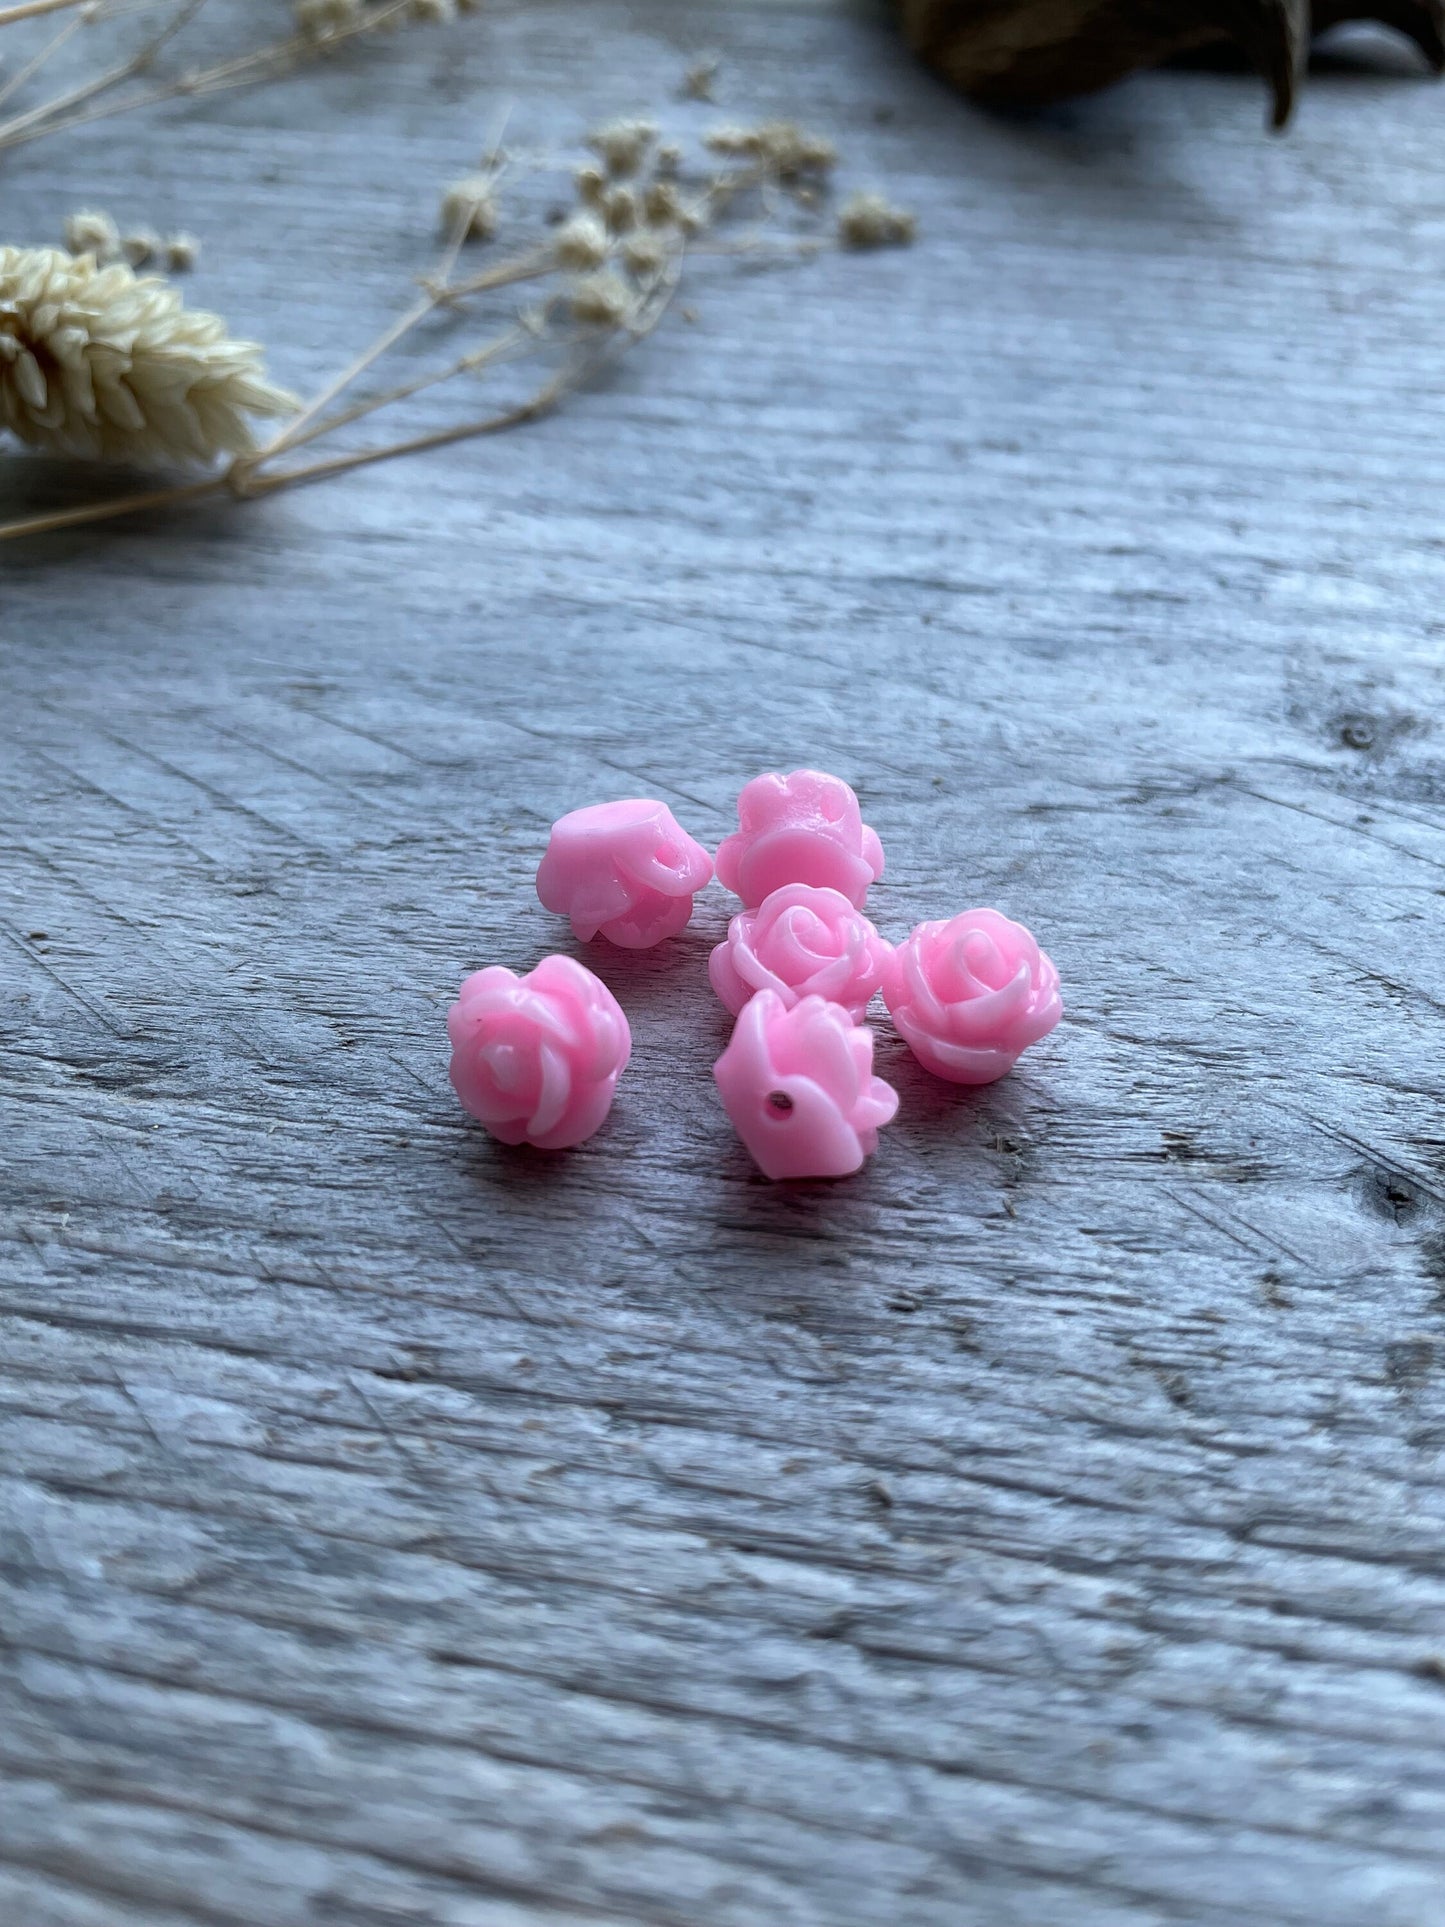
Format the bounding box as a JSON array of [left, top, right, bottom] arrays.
[[3, 3, 1445, 1922]]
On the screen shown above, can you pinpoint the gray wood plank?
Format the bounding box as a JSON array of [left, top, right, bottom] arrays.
[[3, 3, 1445, 1923]]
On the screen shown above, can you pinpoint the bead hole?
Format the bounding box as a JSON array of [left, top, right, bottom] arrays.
[[766, 1090, 794, 1117]]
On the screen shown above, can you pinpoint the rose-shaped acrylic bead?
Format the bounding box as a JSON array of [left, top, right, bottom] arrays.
[[714, 990, 899, 1181], [447, 954, 631, 1149], [881, 908, 1062, 1085], [715, 769, 885, 910], [708, 883, 892, 1024], [536, 798, 713, 948]]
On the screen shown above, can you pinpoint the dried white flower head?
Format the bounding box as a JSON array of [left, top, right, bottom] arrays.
[[552, 211, 609, 270], [587, 117, 657, 178], [705, 120, 836, 178], [602, 185, 638, 235], [681, 56, 718, 101], [410, 0, 454, 19], [439, 174, 498, 241], [569, 270, 635, 328], [575, 164, 607, 210], [620, 230, 668, 278], [837, 191, 916, 249], [62, 209, 120, 262], [295, 0, 361, 41], [0, 247, 295, 468], [642, 180, 683, 226], [165, 232, 200, 273], [654, 141, 682, 180], [121, 228, 161, 269], [703, 124, 750, 158]]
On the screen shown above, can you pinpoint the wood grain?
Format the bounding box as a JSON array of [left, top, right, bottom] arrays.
[[3, 3, 1445, 1922]]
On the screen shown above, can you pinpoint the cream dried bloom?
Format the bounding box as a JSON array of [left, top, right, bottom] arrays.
[[575, 164, 607, 210], [601, 185, 639, 235], [838, 192, 916, 248], [706, 120, 836, 177], [553, 211, 609, 270], [121, 228, 161, 268], [587, 117, 657, 177], [295, 0, 361, 40], [569, 270, 635, 327], [439, 174, 498, 240], [165, 233, 201, 273], [63, 209, 120, 262], [681, 56, 718, 101], [0, 247, 295, 467], [643, 180, 683, 225], [620, 230, 668, 277]]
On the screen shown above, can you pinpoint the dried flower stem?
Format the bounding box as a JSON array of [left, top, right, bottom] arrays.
[[278, 326, 532, 456], [0, 0, 90, 25], [236, 364, 579, 498], [0, 474, 224, 539], [262, 250, 551, 460], [0, 0, 207, 146], [0, 4, 87, 113], [0, 366, 578, 538], [0, 0, 430, 154]]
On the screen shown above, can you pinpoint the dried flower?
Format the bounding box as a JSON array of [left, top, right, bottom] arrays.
[[120, 228, 161, 268], [621, 230, 668, 277], [552, 211, 609, 270], [62, 209, 119, 262], [654, 141, 682, 179], [408, 0, 454, 21], [587, 117, 656, 177], [704, 123, 752, 157], [569, 270, 635, 328], [575, 164, 607, 210], [681, 56, 719, 101], [705, 120, 836, 177], [0, 247, 295, 467], [601, 185, 638, 235], [294, 0, 361, 40], [643, 180, 682, 225], [837, 191, 916, 248], [165, 232, 200, 273], [439, 174, 498, 241]]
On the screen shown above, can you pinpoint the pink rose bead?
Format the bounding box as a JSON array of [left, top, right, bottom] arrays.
[[714, 990, 899, 1181], [536, 798, 713, 948], [715, 769, 885, 910], [448, 954, 631, 1149], [882, 908, 1062, 1085], [708, 883, 892, 1024]]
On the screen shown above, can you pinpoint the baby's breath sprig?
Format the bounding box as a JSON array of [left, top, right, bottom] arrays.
[[0, 111, 915, 540], [838, 191, 918, 248]]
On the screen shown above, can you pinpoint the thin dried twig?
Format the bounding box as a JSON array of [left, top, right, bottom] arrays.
[[0, 0, 426, 154], [0, 0, 206, 145], [0, 474, 224, 538], [0, 0, 91, 26], [278, 325, 533, 456], [0, 3, 87, 113]]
